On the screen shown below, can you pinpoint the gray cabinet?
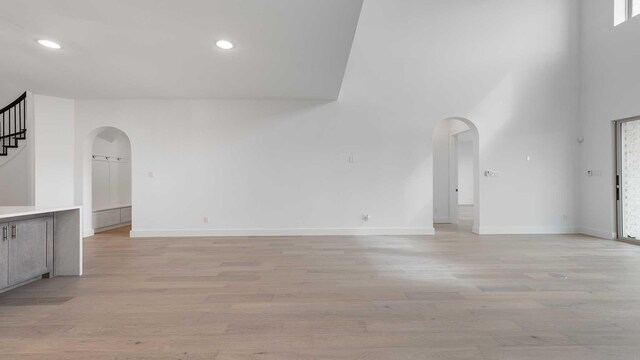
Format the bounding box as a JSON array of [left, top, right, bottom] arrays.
[[120, 207, 132, 223], [0, 207, 82, 294], [93, 206, 131, 232], [5, 216, 53, 287], [0, 223, 8, 289], [93, 209, 121, 229]]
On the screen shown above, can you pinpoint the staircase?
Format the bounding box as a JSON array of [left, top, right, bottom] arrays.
[[0, 92, 27, 156]]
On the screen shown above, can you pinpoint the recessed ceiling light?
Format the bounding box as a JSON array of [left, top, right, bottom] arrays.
[[216, 40, 233, 50], [37, 39, 61, 49]]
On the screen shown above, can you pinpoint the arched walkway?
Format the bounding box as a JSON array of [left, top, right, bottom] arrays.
[[80, 126, 133, 237], [432, 117, 480, 233]]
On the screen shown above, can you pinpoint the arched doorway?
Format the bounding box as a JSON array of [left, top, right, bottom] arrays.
[[81, 127, 132, 237], [432, 117, 480, 233]]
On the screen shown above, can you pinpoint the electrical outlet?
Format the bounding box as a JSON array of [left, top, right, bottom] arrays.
[[348, 155, 356, 163], [363, 214, 371, 222], [203, 217, 209, 223]]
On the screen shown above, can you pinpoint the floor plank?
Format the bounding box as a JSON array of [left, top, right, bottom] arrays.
[[1, 222, 640, 359]]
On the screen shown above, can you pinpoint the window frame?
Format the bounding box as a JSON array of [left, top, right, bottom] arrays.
[[615, 0, 639, 26], [631, 0, 640, 17]]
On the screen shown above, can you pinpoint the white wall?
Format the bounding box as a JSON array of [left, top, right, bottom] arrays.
[[34, 95, 75, 207], [0, 93, 74, 207], [74, 0, 580, 237], [579, 1, 640, 239], [92, 130, 132, 211], [457, 132, 474, 205], [0, 146, 30, 205]]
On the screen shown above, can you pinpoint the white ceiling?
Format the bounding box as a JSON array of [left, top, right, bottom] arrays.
[[0, 0, 362, 102]]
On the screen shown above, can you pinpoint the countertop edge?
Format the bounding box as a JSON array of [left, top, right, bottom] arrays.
[[0, 206, 82, 220]]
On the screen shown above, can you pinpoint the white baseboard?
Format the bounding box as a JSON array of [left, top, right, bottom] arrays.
[[130, 227, 436, 238], [579, 227, 616, 240], [83, 229, 95, 238], [101, 224, 619, 239], [477, 226, 579, 235]]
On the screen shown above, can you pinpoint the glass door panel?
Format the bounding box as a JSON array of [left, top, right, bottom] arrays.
[[619, 119, 640, 239]]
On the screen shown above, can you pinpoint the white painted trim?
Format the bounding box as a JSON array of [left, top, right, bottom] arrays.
[[433, 217, 451, 224], [83, 229, 95, 238], [579, 227, 616, 240], [130, 227, 436, 238], [477, 226, 579, 235]]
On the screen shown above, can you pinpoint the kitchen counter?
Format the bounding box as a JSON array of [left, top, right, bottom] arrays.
[[0, 206, 82, 282]]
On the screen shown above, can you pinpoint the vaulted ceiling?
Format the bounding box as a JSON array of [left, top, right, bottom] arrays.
[[0, 0, 363, 102]]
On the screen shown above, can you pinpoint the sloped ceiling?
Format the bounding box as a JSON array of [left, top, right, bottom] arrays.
[[0, 0, 363, 102]]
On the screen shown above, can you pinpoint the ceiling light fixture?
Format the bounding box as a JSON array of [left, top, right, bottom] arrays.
[[37, 39, 61, 49], [216, 40, 233, 50]]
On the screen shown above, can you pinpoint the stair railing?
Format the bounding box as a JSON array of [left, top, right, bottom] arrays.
[[0, 92, 27, 156]]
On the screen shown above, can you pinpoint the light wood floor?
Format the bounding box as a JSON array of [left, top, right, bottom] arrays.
[[2, 225, 640, 359]]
